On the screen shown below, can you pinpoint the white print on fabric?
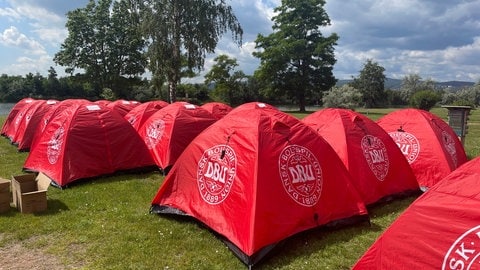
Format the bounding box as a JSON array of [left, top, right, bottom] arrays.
[[388, 131, 420, 164], [442, 131, 458, 167], [361, 135, 389, 181], [443, 225, 480, 270], [197, 145, 237, 205], [47, 126, 65, 164], [279, 145, 322, 207], [145, 119, 165, 149], [127, 115, 137, 125], [14, 112, 23, 127]]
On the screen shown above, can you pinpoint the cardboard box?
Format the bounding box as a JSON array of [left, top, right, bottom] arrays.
[[0, 178, 11, 213], [11, 173, 51, 214]]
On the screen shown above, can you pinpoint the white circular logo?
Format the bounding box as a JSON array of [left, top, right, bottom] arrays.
[[443, 225, 480, 270], [442, 131, 458, 167], [197, 145, 237, 205], [47, 126, 64, 164], [145, 119, 165, 149], [389, 131, 420, 164], [279, 145, 322, 207], [361, 135, 389, 181]]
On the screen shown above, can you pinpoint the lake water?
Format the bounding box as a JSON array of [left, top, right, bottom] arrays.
[[0, 103, 14, 116]]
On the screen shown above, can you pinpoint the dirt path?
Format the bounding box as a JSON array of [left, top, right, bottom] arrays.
[[0, 234, 67, 270]]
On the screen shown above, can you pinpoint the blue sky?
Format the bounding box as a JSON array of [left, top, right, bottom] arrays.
[[1, 0, 480, 83]]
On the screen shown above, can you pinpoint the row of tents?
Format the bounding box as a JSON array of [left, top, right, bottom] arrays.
[[1, 98, 474, 268]]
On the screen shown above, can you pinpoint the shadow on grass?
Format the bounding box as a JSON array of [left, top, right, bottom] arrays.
[[50, 167, 161, 189], [0, 198, 69, 216], [41, 199, 70, 215], [255, 219, 379, 269]]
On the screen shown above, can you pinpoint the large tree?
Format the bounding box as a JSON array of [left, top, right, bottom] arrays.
[[350, 59, 386, 108], [54, 0, 146, 96], [137, 0, 243, 103], [204, 54, 247, 105], [400, 73, 436, 103], [253, 0, 338, 112]]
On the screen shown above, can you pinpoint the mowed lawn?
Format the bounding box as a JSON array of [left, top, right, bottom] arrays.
[[0, 106, 478, 269]]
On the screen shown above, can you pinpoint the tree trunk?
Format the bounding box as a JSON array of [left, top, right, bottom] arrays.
[[169, 80, 177, 103]]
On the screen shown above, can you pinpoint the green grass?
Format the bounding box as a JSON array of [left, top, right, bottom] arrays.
[[0, 107, 479, 269]]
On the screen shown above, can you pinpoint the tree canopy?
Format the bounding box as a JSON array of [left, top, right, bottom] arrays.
[[253, 0, 338, 112], [54, 0, 146, 97], [350, 59, 386, 108], [137, 0, 243, 103], [204, 54, 248, 106]]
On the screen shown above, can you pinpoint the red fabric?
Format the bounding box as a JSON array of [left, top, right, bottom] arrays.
[[302, 108, 419, 205], [12, 100, 58, 151], [201, 102, 233, 120], [353, 156, 480, 270], [2, 98, 40, 141], [377, 108, 468, 189], [124, 100, 169, 131], [1, 98, 35, 138], [152, 102, 367, 257], [138, 102, 217, 170], [29, 99, 91, 153], [23, 101, 155, 187], [106, 100, 140, 117]]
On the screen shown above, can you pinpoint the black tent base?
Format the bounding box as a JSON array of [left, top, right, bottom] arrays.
[[151, 204, 370, 269]]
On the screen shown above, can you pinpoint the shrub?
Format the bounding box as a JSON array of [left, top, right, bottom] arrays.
[[409, 90, 441, 111], [322, 85, 363, 109]]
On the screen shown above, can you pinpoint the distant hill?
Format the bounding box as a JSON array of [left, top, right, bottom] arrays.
[[337, 78, 474, 91]]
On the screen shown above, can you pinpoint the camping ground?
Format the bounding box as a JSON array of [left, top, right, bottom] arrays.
[[0, 107, 479, 269]]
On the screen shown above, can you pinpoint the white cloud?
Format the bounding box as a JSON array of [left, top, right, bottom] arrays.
[[1, 0, 480, 83], [0, 26, 46, 55], [0, 54, 53, 76], [30, 23, 68, 46], [0, 7, 21, 20], [5, 2, 63, 23]]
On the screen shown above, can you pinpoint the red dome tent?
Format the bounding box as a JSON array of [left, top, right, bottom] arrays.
[[2, 98, 40, 142], [353, 156, 480, 270], [12, 99, 58, 151], [201, 102, 233, 120], [302, 108, 419, 206], [23, 102, 155, 187], [106, 100, 140, 116], [138, 102, 217, 172], [124, 100, 169, 131], [151, 102, 368, 267], [377, 108, 468, 190], [29, 99, 91, 152], [1, 97, 35, 139]]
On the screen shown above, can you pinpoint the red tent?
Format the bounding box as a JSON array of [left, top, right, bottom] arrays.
[[151, 102, 368, 266], [302, 108, 419, 205], [377, 108, 468, 190], [2, 98, 40, 141], [201, 102, 233, 119], [353, 156, 480, 270], [106, 100, 140, 116], [12, 100, 58, 151], [138, 102, 217, 171], [23, 102, 155, 187], [29, 99, 91, 152], [124, 100, 169, 131], [1, 98, 35, 138]]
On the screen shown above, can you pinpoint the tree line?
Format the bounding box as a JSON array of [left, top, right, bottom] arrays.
[[0, 0, 479, 111]]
